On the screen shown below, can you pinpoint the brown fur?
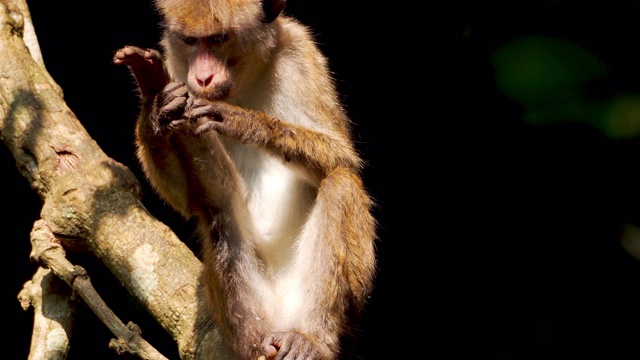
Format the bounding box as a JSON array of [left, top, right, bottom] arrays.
[[114, 1, 376, 358]]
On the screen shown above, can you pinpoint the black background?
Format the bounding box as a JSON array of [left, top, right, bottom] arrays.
[[7, 1, 640, 359]]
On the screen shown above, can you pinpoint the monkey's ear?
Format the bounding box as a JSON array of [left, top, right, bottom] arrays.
[[261, 0, 285, 23]]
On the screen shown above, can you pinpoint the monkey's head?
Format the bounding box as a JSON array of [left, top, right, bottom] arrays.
[[155, 0, 285, 100]]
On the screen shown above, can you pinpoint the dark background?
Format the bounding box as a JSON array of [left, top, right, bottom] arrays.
[[6, 0, 640, 358]]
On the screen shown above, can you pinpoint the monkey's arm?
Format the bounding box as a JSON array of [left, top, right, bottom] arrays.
[[114, 46, 202, 217], [185, 99, 362, 177]]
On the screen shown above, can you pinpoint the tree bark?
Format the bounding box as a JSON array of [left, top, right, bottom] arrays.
[[0, 1, 228, 358], [18, 267, 76, 360]]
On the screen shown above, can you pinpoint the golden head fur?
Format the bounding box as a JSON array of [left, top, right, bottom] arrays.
[[155, 0, 265, 36]]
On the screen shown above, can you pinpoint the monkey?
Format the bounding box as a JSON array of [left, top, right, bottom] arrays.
[[113, 0, 376, 359]]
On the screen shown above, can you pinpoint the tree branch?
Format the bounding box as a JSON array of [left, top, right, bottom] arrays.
[[0, 1, 226, 358], [18, 267, 76, 360], [29, 219, 168, 360]]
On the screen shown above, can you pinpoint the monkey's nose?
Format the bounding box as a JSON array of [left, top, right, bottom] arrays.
[[197, 74, 214, 88]]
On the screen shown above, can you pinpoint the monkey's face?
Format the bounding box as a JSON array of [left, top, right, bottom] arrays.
[[158, 0, 279, 101], [163, 25, 279, 101], [163, 32, 235, 100]]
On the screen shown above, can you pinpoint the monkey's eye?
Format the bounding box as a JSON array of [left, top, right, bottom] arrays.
[[181, 36, 198, 46], [204, 33, 230, 46]]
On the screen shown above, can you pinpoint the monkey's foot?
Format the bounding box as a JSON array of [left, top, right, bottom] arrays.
[[114, 45, 168, 97], [261, 331, 327, 360]]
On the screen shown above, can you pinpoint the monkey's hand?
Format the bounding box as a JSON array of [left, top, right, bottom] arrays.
[[148, 82, 191, 135], [260, 331, 328, 360], [114, 46, 169, 98], [183, 98, 239, 133], [184, 98, 289, 140]]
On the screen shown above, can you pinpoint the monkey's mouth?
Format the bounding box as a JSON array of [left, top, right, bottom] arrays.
[[190, 81, 233, 101]]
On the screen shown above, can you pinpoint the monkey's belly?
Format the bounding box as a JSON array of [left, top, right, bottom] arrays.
[[243, 155, 315, 270], [244, 158, 318, 328]]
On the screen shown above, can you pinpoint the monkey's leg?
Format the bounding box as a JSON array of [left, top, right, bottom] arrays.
[[169, 129, 274, 360], [260, 167, 376, 360], [114, 46, 168, 98]]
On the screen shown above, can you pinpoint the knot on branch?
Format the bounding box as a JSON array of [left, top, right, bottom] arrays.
[[128, 321, 143, 335], [70, 265, 88, 283], [0, 2, 24, 37], [108, 321, 144, 355], [29, 219, 63, 265], [29, 219, 77, 287], [109, 337, 130, 355]]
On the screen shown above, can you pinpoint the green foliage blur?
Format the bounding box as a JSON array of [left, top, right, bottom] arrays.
[[493, 35, 640, 139]]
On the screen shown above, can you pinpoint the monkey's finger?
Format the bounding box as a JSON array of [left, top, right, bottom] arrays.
[[143, 48, 163, 63], [163, 82, 187, 95], [161, 96, 188, 115], [167, 119, 188, 130], [194, 120, 220, 135], [184, 104, 222, 120], [190, 98, 210, 108], [164, 84, 189, 102]]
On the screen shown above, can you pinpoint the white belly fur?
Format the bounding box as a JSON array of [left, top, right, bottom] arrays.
[[226, 141, 317, 327]]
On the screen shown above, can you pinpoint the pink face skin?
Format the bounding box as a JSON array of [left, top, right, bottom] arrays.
[[184, 34, 236, 100]]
